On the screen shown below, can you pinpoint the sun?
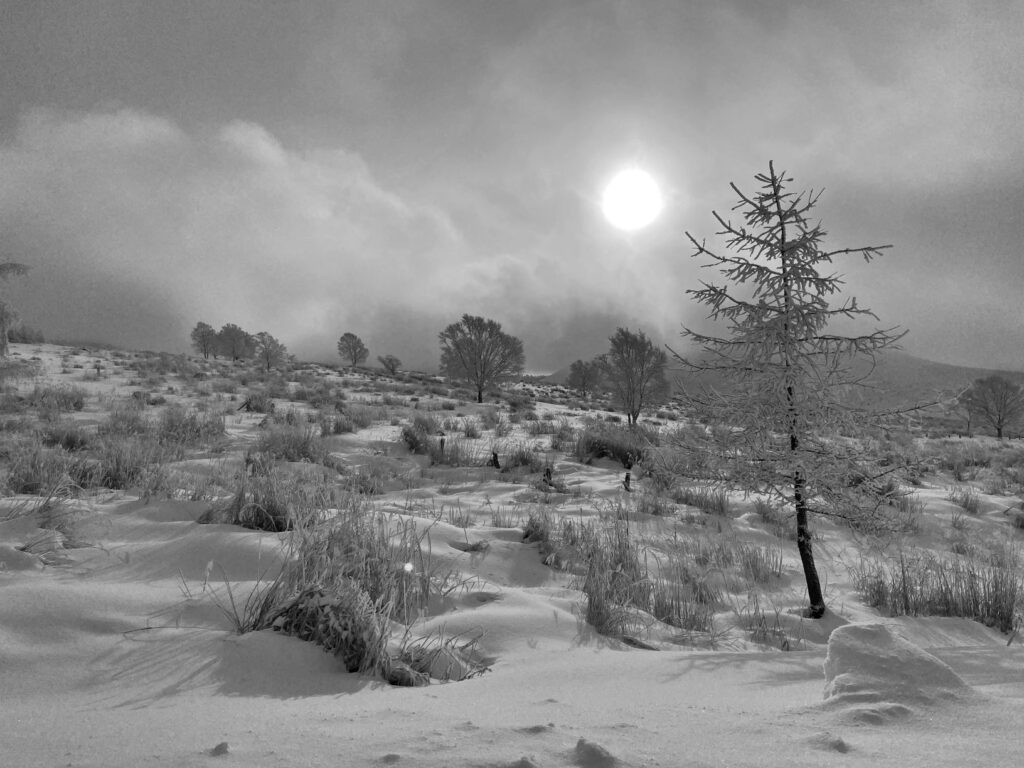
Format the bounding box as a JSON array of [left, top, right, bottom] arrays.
[[601, 167, 664, 231]]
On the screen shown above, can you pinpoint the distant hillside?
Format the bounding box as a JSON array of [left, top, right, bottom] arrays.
[[547, 350, 1024, 412]]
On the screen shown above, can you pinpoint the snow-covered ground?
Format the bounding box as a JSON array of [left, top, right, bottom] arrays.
[[1, 344, 1022, 767]]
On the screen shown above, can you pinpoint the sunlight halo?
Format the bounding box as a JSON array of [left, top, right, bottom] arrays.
[[601, 168, 664, 231]]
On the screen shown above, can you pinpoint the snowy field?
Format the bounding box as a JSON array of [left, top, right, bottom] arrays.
[[1, 344, 1022, 767]]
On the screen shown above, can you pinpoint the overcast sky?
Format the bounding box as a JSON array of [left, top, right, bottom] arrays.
[[1, 0, 1021, 372]]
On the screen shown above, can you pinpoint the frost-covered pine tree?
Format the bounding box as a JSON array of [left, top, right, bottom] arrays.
[[674, 162, 906, 618]]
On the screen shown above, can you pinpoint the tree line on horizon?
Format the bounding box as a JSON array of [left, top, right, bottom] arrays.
[[189, 315, 669, 413]]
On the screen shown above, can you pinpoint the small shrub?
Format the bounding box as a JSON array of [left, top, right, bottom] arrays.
[[505, 392, 533, 412], [321, 412, 356, 435], [95, 437, 158, 489], [41, 421, 91, 452], [240, 391, 275, 414], [501, 442, 544, 474], [574, 423, 654, 468], [156, 404, 225, 446], [99, 403, 150, 438], [522, 509, 553, 543], [347, 405, 376, 430], [401, 423, 433, 455]]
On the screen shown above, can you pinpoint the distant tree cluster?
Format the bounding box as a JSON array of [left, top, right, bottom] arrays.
[[189, 322, 289, 371], [7, 322, 45, 345], [190, 322, 411, 378], [565, 329, 670, 424]]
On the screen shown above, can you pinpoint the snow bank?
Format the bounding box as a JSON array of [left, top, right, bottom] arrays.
[[823, 622, 971, 720]]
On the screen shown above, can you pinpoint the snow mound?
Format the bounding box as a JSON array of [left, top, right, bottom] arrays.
[[573, 738, 619, 767], [0, 544, 43, 571], [486, 759, 541, 768], [806, 731, 851, 753], [823, 622, 970, 713]]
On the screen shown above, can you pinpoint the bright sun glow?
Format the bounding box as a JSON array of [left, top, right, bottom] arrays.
[[601, 168, 664, 231]]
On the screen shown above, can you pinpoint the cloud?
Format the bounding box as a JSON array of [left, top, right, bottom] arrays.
[[0, 107, 696, 370], [0, 108, 475, 363], [2, 1, 1022, 372]]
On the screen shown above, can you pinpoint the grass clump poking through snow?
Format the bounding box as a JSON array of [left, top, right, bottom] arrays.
[[155, 404, 225, 447], [500, 441, 545, 474], [852, 547, 1023, 633], [26, 384, 87, 414], [40, 420, 91, 452], [671, 485, 732, 516], [270, 582, 394, 678], [736, 542, 784, 583], [254, 424, 329, 464], [946, 485, 982, 515], [580, 518, 651, 638], [650, 556, 717, 635], [198, 464, 306, 532], [201, 484, 487, 685]]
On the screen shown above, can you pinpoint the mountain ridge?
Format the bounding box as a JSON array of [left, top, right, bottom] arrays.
[[545, 349, 1024, 410]]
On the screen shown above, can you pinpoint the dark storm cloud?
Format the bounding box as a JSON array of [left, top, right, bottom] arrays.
[[1, 1, 1022, 371]]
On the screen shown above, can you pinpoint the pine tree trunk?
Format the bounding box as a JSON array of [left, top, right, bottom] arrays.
[[0, 313, 8, 358], [793, 472, 826, 618], [476, 387, 483, 404]]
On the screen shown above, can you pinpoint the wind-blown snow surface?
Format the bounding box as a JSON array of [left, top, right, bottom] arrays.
[[2, 493, 1022, 768]]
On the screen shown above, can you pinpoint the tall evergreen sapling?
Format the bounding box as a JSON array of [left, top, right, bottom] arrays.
[[674, 162, 906, 618]]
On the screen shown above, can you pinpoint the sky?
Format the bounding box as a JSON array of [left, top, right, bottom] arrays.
[[0, 0, 1021, 373]]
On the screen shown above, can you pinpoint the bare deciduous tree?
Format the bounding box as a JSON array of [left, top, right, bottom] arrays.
[[597, 329, 669, 425], [673, 162, 906, 619], [337, 333, 369, 367], [218, 323, 254, 361], [566, 358, 603, 397], [439, 314, 524, 403], [190, 321, 218, 359], [378, 354, 402, 376], [254, 331, 288, 372], [0, 262, 31, 358], [959, 375, 1024, 439]]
